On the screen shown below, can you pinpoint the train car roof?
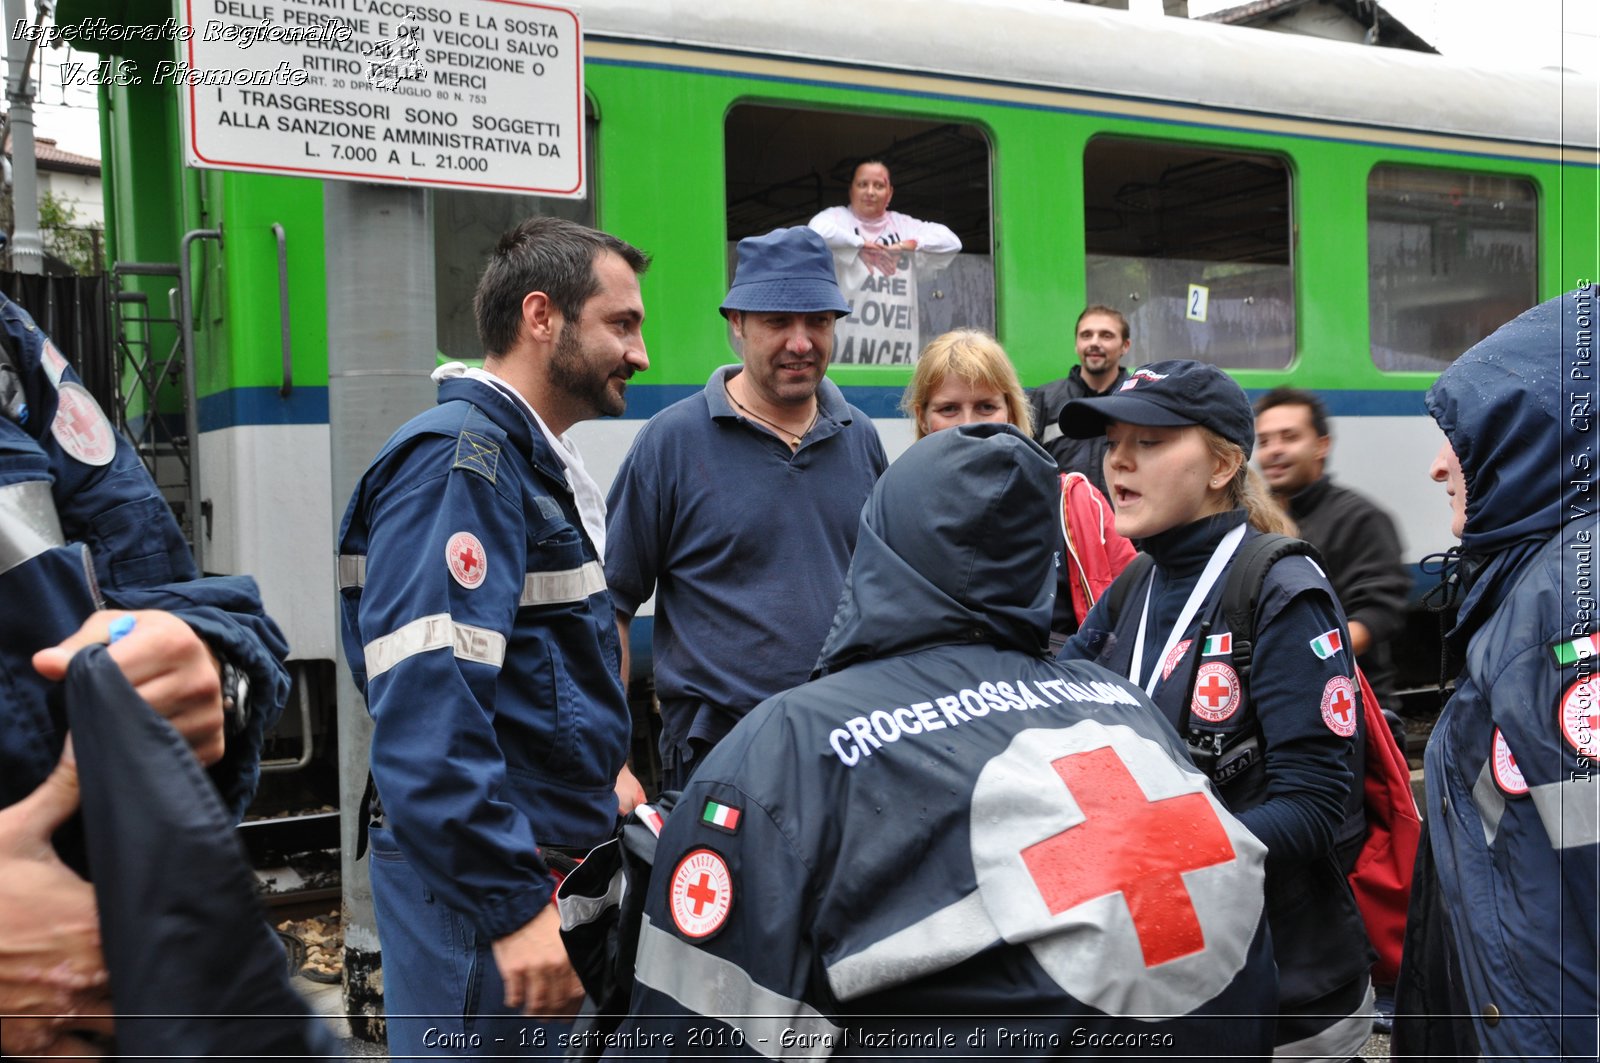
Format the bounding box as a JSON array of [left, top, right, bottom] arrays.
[[581, 0, 1598, 151]]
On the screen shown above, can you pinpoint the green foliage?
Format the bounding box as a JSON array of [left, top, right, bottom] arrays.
[[37, 189, 102, 275]]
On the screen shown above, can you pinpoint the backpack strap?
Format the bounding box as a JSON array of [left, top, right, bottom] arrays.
[[1219, 532, 1325, 687], [1102, 551, 1154, 627]]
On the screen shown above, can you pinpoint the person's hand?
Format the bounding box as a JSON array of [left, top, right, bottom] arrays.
[[490, 905, 584, 1018], [614, 764, 646, 817], [859, 243, 899, 276], [0, 747, 115, 1058], [33, 611, 226, 766]]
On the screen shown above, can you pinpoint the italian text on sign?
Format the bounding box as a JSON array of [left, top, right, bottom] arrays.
[[179, 0, 585, 197]]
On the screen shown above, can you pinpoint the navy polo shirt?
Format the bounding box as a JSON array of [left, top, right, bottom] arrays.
[[605, 365, 887, 746]]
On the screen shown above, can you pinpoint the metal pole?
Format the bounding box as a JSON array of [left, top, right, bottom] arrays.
[[4, 0, 49, 275], [272, 223, 292, 397], [178, 227, 221, 568], [324, 181, 435, 1042]]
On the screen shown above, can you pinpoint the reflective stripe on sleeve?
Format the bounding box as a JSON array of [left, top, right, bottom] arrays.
[[824, 888, 999, 1002], [633, 916, 842, 1061], [363, 614, 506, 678], [558, 865, 626, 933], [0, 480, 66, 577], [1530, 775, 1600, 849], [1471, 755, 1508, 846], [338, 553, 366, 589], [520, 560, 605, 606], [1273, 983, 1375, 1061], [1474, 752, 1599, 850], [340, 554, 603, 607]]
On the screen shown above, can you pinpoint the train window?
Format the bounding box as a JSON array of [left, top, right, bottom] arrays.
[[1084, 137, 1294, 370], [1367, 165, 1537, 372], [432, 111, 598, 362], [725, 105, 993, 366]]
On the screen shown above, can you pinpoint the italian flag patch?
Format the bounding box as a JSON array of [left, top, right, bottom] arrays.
[[1202, 633, 1233, 656], [1309, 629, 1343, 660], [702, 799, 741, 833], [1552, 633, 1600, 667]]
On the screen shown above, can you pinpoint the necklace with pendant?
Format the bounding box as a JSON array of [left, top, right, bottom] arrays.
[[728, 387, 819, 449]]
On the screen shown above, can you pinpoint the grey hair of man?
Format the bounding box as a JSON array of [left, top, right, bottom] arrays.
[[473, 215, 650, 356]]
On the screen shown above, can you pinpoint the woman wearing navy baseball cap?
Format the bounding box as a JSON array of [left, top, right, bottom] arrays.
[[1058, 360, 1374, 1061]]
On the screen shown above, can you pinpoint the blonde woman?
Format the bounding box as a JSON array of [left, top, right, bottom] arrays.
[[1057, 360, 1371, 1061], [902, 330, 1133, 643], [901, 329, 1031, 437]]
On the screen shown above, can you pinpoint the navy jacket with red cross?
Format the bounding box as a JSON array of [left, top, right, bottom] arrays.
[[0, 292, 289, 839], [608, 424, 1277, 1061], [1062, 510, 1371, 1012], [1412, 290, 1600, 1060], [337, 376, 631, 940]]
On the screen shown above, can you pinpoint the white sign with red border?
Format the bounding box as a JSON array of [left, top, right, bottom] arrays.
[[179, 0, 585, 197]]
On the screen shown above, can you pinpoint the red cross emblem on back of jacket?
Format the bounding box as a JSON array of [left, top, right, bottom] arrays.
[[1021, 746, 1236, 967]]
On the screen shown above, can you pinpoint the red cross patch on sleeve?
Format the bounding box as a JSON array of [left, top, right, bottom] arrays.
[[1561, 675, 1600, 762], [1492, 728, 1529, 796], [446, 531, 488, 589], [1320, 676, 1358, 737], [668, 848, 733, 940], [1161, 640, 1192, 682], [51, 382, 116, 467], [1190, 662, 1241, 723]]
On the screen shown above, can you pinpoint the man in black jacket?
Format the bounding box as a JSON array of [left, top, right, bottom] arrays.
[[1028, 305, 1131, 499], [1255, 387, 1411, 738]]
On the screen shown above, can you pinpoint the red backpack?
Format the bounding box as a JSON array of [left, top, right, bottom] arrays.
[[1107, 533, 1420, 982], [1211, 534, 1420, 984], [1347, 665, 1421, 984]]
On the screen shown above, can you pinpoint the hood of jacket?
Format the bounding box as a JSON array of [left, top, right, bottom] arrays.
[[1426, 288, 1597, 557], [816, 423, 1058, 674]]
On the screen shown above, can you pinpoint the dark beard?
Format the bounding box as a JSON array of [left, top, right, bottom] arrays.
[[548, 318, 623, 419]]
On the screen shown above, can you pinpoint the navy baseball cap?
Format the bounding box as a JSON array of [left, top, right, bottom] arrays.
[[1057, 359, 1257, 457], [720, 226, 851, 318]]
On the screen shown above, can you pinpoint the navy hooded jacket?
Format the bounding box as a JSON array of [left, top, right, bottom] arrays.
[[67, 645, 336, 1059], [1416, 287, 1600, 1059], [0, 293, 289, 840], [608, 424, 1277, 1060]]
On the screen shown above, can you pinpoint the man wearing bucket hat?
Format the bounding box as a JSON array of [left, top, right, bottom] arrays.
[[606, 227, 888, 790]]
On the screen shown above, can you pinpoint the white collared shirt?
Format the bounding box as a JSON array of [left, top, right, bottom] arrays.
[[431, 362, 608, 559]]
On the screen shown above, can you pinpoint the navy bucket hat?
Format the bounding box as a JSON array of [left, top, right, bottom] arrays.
[[1057, 359, 1257, 457], [720, 226, 851, 318]]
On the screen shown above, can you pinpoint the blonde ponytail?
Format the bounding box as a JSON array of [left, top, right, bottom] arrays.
[[1201, 429, 1297, 536]]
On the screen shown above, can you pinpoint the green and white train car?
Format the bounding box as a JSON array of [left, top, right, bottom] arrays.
[[57, 0, 1599, 711]]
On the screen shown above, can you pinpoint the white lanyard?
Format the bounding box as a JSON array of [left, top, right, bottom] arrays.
[[1128, 523, 1247, 696]]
